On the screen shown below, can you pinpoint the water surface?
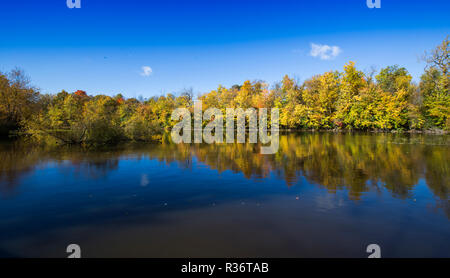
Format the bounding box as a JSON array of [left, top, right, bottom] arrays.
[[0, 133, 449, 257]]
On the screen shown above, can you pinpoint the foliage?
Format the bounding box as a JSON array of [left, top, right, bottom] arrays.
[[420, 36, 450, 130]]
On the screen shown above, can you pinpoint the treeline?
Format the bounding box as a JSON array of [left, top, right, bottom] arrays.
[[0, 38, 448, 144]]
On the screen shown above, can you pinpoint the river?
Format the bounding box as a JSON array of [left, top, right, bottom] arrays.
[[0, 132, 449, 257]]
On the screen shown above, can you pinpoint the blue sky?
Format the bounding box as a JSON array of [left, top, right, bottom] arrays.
[[0, 0, 449, 98]]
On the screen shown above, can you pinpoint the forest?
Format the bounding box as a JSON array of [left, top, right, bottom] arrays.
[[0, 38, 448, 145]]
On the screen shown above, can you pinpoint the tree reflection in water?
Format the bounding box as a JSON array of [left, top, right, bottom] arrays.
[[0, 133, 448, 216]]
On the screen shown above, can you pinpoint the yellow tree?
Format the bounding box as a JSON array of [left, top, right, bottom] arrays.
[[300, 71, 340, 129], [335, 62, 367, 129]]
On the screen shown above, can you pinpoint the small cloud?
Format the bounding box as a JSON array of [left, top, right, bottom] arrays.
[[140, 174, 149, 187], [310, 43, 342, 60], [140, 66, 152, 77]]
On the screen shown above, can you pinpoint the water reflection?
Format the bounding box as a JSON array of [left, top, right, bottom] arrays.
[[1, 133, 449, 203]]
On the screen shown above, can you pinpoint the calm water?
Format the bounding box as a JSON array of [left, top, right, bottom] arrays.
[[0, 133, 449, 258]]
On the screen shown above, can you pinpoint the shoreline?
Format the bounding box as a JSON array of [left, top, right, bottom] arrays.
[[278, 128, 449, 135], [2, 128, 449, 143]]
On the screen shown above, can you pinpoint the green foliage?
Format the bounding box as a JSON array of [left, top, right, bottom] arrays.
[[123, 105, 163, 141]]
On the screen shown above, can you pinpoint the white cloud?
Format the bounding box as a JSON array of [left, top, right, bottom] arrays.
[[140, 66, 153, 77], [310, 43, 342, 60]]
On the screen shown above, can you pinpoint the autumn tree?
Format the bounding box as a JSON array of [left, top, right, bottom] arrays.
[[277, 75, 302, 128], [374, 66, 417, 129], [296, 71, 340, 129], [335, 62, 367, 129], [420, 37, 450, 129]]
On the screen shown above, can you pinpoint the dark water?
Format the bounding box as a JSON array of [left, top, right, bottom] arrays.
[[0, 133, 449, 258]]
